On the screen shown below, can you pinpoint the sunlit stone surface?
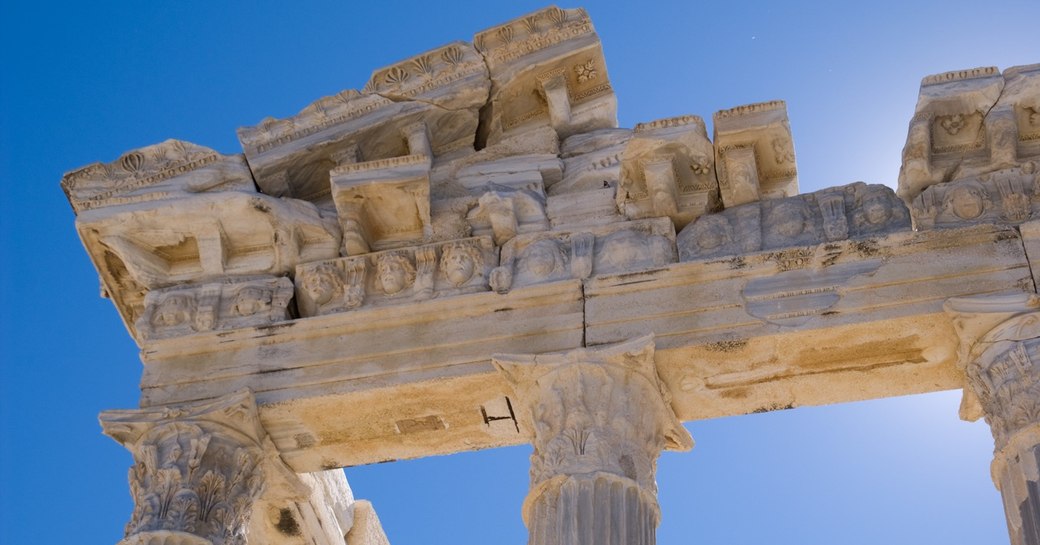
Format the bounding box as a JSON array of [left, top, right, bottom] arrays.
[[62, 5, 1040, 545]]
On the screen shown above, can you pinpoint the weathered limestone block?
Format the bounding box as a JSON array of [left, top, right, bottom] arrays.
[[363, 41, 489, 112], [897, 65, 1040, 207], [493, 336, 692, 545], [330, 153, 433, 255], [898, 67, 1005, 201], [75, 192, 340, 338], [136, 277, 294, 341], [474, 6, 617, 147], [138, 279, 586, 469], [588, 224, 1032, 421], [237, 88, 474, 205], [61, 140, 256, 214], [548, 128, 630, 229], [713, 100, 798, 207], [1005, 64, 1040, 161], [618, 115, 720, 229], [100, 391, 295, 545], [492, 218, 675, 292], [456, 154, 563, 191], [945, 294, 1040, 545], [912, 163, 1039, 229], [345, 501, 391, 545], [466, 184, 550, 245], [677, 182, 909, 261], [295, 236, 496, 316], [249, 470, 358, 545]]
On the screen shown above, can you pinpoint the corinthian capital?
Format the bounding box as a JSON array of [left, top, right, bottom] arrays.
[[945, 293, 1040, 447], [100, 391, 287, 545], [493, 335, 692, 492]]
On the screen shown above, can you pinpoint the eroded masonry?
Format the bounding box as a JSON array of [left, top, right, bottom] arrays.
[[63, 6, 1040, 545]]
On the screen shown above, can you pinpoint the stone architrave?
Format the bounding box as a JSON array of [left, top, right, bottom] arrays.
[[618, 115, 721, 230], [493, 335, 693, 545], [99, 391, 300, 545], [713, 100, 798, 208], [945, 294, 1040, 545]]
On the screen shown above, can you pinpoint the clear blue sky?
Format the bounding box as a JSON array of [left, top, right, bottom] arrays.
[[1, 2, 1037, 544]]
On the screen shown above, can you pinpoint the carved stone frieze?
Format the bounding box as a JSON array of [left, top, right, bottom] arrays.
[[618, 115, 721, 229], [135, 277, 294, 341], [912, 163, 1039, 229], [75, 192, 340, 340], [677, 182, 910, 262], [474, 6, 617, 146], [61, 140, 256, 214], [295, 236, 496, 316], [493, 336, 691, 545], [492, 218, 675, 292], [713, 100, 799, 207], [330, 152, 433, 255], [100, 391, 286, 545]]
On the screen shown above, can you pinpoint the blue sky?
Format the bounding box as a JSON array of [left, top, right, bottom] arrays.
[[1, 1, 1037, 544]]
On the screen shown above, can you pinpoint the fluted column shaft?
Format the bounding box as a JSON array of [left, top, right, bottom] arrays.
[[495, 335, 692, 545]]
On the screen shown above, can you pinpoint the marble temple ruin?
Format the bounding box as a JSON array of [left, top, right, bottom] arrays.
[[62, 6, 1040, 545]]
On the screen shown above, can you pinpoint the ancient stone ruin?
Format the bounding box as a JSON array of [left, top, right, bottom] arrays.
[[62, 6, 1040, 545]]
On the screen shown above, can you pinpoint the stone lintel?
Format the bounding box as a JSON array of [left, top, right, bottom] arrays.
[[587, 224, 1032, 421], [138, 280, 586, 470]]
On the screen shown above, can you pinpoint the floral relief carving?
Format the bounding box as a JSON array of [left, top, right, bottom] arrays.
[[123, 422, 263, 545], [966, 336, 1040, 447], [574, 59, 597, 83], [493, 336, 692, 493]]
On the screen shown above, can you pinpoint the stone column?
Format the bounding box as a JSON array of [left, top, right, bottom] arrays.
[[493, 335, 693, 545], [100, 390, 288, 545], [947, 294, 1040, 545]]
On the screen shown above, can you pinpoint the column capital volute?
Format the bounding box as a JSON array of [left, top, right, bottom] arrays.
[[99, 389, 267, 449]]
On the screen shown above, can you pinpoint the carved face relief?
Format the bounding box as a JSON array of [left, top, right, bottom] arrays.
[[768, 201, 809, 238], [861, 191, 892, 226], [731, 161, 754, 188], [302, 265, 340, 306], [440, 244, 482, 287], [693, 216, 731, 250], [376, 254, 416, 295], [233, 287, 271, 317], [153, 294, 193, 327], [596, 230, 673, 273], [947, 185, 985, 220], [520, 239, 566, 278]]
